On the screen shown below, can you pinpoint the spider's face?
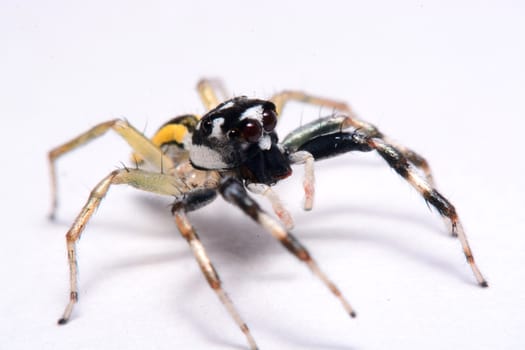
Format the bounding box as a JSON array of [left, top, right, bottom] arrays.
[[189, 97, 278, 170]]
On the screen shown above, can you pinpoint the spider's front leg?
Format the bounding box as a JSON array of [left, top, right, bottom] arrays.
[[271, 90, 436, 186], [219, 177, 357, 318], [284, 116, 488, 287], [171, 190, 258, 350], [367, 137, 488, 286]]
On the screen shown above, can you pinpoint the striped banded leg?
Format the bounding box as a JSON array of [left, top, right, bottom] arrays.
[[367, 137, 488, 287], [58, 168, 185, 325], [283, 112, 438, 216], [294, 126, 487, 287], [219, 178, 356, 318], [271, 90, 435, 185], [171, 191, 258, 350], [49, 119, 174, 220], [381, 136, 435, 187]]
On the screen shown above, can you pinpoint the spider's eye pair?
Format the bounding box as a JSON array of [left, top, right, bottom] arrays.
[[227, 109, 277, 143], [227, 119, 261, 142]]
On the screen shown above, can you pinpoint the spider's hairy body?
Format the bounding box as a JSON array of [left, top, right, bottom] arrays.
[[49, 79, 487, 350]]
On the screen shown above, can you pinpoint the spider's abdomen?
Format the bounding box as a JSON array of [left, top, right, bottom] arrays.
[[131, 114, 199, 164], [240, 143, 292, 185]]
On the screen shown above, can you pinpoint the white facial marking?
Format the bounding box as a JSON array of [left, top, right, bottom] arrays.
[[189, 144, 229, 169], [210, 117, 225, 138], [217, 100, 235, 110], [240, 105, 264, 123]]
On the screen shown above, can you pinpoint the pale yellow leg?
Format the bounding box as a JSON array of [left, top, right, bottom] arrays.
[[58, 168, 186, 325], [270, 90, 378, 135], [48, 119, 174, 219], [197, 78, 230, 111]]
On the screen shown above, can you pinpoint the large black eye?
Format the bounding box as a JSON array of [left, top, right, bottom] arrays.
[[241, 119, 262, 143], [262, 109, 277, 131], [200, 117, 213, 136]]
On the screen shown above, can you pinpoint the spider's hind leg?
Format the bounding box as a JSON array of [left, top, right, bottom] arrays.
[[171, 190, 258, 350], [197, 78, 230, 111], [48, 119, 174, 220]]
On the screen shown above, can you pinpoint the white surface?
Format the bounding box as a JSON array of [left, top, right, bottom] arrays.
[[1, 1, 524, 349]]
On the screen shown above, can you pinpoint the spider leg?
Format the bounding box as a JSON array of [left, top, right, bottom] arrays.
[[368, 137, 487, 286], [271, 91, 435, 185], [294, 128, 488, 287], [282, 115, 363, 211], [380, 138, 435, 186], [219, 177, 357, 318], [171, 191, 258, 350], [48, 119, 174, 220], [247, 183, 295, 230], [197, 78, 230, 111], [283, 114, 439, 222], [270, 90, 351, 122], [58, 168, 187, 325]]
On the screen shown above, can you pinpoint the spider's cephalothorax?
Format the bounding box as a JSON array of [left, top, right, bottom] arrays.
[[49, 79, 488, 350], [189, 96, 292, 185]]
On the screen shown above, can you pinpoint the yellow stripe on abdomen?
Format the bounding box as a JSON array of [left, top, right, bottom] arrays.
[[131, 114, 199, 165], [151, 123, 188, 147]]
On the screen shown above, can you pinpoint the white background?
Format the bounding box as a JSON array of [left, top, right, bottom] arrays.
[[1, 1, 524, 349]]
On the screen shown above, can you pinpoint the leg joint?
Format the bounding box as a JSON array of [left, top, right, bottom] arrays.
[[281, 234, 311, 261], [220, 178, 260, 221], [424, 190, 457, 219]]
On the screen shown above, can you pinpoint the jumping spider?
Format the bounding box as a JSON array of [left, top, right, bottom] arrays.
[[49, 79, 487, 349]]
